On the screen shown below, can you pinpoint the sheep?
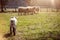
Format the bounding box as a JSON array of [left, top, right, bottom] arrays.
[[18, 6, 39, 15]]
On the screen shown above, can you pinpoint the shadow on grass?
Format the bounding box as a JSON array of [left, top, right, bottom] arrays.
[[3, 31, 60, 40], [4, 33, 12, 38]]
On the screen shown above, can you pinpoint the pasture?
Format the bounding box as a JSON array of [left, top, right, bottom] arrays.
[[0, 12, 60, 40]]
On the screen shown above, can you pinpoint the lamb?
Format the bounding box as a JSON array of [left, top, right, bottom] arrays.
[[10, 17, 17, 36]]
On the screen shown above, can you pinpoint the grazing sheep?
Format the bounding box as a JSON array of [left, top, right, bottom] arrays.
[[33, 6, 40, 13], [18, 6, 39, 15]]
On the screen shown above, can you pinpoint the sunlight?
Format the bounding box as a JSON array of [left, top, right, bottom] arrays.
[[51, 0, 55, 6], [51, 0, 56, 8]]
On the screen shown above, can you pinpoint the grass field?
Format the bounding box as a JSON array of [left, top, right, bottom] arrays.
[[0, 12, 60, 40]]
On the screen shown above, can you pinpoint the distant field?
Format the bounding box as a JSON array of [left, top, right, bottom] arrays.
[[0, 12, 60, 40]]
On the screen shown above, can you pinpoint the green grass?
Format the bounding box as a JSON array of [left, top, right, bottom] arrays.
[[0, 12, 60, 40]]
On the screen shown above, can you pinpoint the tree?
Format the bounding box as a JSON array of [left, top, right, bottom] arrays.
[[25, 0, 31, 6], [0, 0, 8, 12]]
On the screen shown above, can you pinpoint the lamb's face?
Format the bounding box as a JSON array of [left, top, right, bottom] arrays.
[[11, 20, 15, 25]]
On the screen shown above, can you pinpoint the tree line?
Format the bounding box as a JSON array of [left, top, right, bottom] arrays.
[[0, 0, 31, 12]]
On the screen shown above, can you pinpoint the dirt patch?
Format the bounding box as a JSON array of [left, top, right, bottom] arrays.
[[0, 33, 7, 40]]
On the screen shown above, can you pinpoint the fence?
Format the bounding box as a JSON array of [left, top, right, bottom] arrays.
[[0, 8, 60, 12]]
